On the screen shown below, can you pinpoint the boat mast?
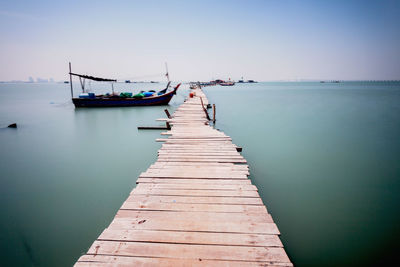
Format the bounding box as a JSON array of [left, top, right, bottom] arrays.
[[165, 62, 170, 83], [69, 62, 73, 98]]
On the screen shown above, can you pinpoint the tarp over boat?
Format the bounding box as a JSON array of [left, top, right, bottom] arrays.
[[69, 72, 117, 82]]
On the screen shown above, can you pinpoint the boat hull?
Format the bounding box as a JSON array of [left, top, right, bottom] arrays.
[[73, 90, 176, 107]]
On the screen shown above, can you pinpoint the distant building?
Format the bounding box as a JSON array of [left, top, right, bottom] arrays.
[[36, 78, 48, 83]]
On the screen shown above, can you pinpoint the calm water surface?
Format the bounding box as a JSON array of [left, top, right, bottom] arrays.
[[205, 82, 400, 266], [0, 82, 399, 266]]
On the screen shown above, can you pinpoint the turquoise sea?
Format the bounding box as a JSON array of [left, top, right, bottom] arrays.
[[0, 81, 399, 266]]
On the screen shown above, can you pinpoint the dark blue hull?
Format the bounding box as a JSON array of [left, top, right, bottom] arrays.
[[72, 89, 176, 107]]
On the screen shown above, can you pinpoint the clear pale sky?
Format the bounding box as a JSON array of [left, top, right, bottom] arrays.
[[0, 0, 399, 81]]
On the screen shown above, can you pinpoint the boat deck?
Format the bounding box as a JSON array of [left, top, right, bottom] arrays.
[[75, 88, 292, 266]]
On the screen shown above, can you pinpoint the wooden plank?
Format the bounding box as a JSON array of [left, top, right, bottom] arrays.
[[137, 176, 249, 181], [143, 169, 248, 176], [156, 157, 244, 161], [156, 159, 247, 163], [156, 157, 246, 161], [113, 210, 275, 226], [134, 183, 257, 191], [146, 166, 248, 171], [121, 201, 267, 213], [146, 169, 248, 173], [131, 187, 260, 197], [150, 162, 248, 168], [136, 178, 252, 185], [98, 229, 283, 247], [86, 241, 291, 263], [125, 195, 264, 205], [76, 255, 293, 267], [149, 166, 249, 171], [139, 173, 248, 179], [158, 151, 242, 155], [144, 170, 250, 176]]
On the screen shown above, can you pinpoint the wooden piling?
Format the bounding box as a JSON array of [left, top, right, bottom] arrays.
[[164, 109, 171, 119], [69, 62, 73, 98], [213, 103, 216, 123], [200, 97, 211, 121]]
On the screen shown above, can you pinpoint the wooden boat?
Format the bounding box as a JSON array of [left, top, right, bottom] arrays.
[[220, 81, 235, 86], [68, 63, 180, 108], [72, 84, 180, 107]]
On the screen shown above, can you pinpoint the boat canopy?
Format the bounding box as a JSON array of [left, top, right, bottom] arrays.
[[69, 72, 116, 82]]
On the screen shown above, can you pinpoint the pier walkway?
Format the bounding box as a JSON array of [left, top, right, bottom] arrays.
[[75, 88, 292, 266]]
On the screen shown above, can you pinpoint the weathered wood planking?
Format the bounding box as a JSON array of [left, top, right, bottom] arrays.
[[76, 255, 293, 267], [75, 87, 292, 266], [97, 229, 283, 247], [85, 241, 290, 262]]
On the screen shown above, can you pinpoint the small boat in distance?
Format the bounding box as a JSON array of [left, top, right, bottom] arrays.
[[68, 63, 180, 108], [220, 81, 235, 86], [237, 76, 257, 83], [220, 78, 235, 86]]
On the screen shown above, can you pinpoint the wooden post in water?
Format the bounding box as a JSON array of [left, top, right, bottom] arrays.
[[69, 62, 73, 98], [200, 97, 211, 121], [164, 109, 171, 119], [213, 104, 216, 123]]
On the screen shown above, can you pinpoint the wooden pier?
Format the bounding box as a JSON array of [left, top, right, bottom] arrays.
[[75, 88, 292, 266]]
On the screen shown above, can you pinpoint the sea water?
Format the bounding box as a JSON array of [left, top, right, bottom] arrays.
[[204, 82, 400, 266], [0, 81, 399, 266]]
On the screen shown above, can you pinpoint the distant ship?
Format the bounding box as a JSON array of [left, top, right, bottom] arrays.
[[220, 81, 235, 86], [320, 80, 340, 83], [237, 76, 257, 83]]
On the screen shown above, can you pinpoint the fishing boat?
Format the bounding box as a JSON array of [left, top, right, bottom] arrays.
[[220, 81, 235, 86], [68, 63, 180, 107]]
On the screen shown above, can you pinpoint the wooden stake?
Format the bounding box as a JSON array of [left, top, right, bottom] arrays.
[[200, 97, 211, 121], [69, 62, 73, 98], [164, 109, 171, 119], [213, 104, 216, 123]]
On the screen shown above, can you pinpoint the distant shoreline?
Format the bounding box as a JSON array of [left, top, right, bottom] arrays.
[[1, 80, 400, 84]]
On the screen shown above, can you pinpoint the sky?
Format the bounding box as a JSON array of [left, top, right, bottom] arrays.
[[0, 0, 399, 81]]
